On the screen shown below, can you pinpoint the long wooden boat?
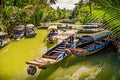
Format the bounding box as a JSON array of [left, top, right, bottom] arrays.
[[13, 25, 25, 40], [25, 24, 37, 38], [65, 30, 112, 57], [0, 32, 9, 47], [78, 28, 104, 33], [67, 39, 110, 57], [83, 23, 102, 29], [26, 34, 79, 75]]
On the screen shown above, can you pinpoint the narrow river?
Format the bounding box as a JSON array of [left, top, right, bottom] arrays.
[[0, 29, 120, 80]]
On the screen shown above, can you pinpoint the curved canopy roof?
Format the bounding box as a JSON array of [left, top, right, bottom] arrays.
[[26, 24, 35, 28], [0, 32, 7, 37], [14, 25, 25, 30], [48, 25, 57, 30]]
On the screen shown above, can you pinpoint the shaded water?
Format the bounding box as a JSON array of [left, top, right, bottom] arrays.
[[0, 29, 120, 80], [37, 46, 120, 80]]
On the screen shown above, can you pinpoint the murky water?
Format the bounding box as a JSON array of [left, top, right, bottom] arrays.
[[0, 29, 120, 80], [37, 46, 120, 80]]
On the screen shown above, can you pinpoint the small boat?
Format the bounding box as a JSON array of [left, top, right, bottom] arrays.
[[47, 25, 58, 42], [26, 35, 79, 75], [0, 32, 9, 47], [78, 28, 104, 33], [86, 23, 102, 26], [13, 25, 25, 40], [25, 24, 37, 38], [66, 30, 112, 57], [83, 23, 102, 29]]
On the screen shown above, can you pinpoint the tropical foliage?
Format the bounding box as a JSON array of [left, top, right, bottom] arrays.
[[91, 0, 120, 38], [71, 0, 120, 38], [0, 0, 71, 35], [0, 0, 120, 38]]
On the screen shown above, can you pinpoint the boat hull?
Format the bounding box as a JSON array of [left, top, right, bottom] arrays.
[[25, 33, 37, 38], [73, 42, 110, 57], [13, 33, 24, 40], [0, 40, 9, 47]]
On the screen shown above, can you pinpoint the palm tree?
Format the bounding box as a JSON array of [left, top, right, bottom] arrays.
[[91, 0, 120, 38]]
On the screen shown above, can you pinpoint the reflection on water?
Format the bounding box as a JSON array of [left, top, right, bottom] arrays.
[[0, 29, 120, 80]]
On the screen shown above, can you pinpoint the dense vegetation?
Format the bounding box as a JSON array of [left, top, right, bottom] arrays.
[[0, 0, 71, 34], [0, 0, 120, 38], [71, 0, 120, 38]]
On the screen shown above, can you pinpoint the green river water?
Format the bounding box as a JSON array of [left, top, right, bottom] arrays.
[[0, 29, 120, 80]]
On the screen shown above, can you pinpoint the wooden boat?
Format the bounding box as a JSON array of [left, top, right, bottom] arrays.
[[26, 34, 79, 75], [78, 28, 104, 33], [0, 32, 9, 47], [83, 23, 102, 29], [67, 39, 110, 57], [25, 24, 37, 38], [26, 30, 111, 75], [65, 30, 112, 57], [47, 25, 58, 42], [86, 23, 102, 26], [13, 25, 25, 40]]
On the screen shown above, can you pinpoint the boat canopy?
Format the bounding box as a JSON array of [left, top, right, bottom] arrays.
[[48, 25, 57, 30], [26, 24, 35, 28], [14, 25, 25, 30], [88, 30, 112, 40], [0, 32, 7, 37], [86, 23, 102, 26]]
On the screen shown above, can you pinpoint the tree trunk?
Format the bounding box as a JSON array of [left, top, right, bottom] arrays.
[[13, 0, 17, 6], [0, 0, 2, 5]]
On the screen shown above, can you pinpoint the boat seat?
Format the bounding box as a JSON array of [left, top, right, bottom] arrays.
[[34, 58, 48, 63], [42, 54, 57, 59], [52, 50, 64, 53], [57, 47, 65, 49], [55, 48, 65, 51]]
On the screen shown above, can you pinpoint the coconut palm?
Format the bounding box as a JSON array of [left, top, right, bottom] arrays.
[[90, 0, 120, 38]]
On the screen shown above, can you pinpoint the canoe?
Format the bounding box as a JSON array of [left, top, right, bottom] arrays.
[[78, 28, 104, 33], [66, 30, 112, 57]]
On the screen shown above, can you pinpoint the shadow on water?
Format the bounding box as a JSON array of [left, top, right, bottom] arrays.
[[35, 45, 120, 80]]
